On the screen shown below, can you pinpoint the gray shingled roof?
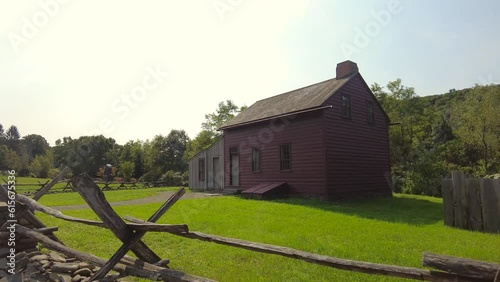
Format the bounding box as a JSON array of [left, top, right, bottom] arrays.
[[220, 75, 354, 129]]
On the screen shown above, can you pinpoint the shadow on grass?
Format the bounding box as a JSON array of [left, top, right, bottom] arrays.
[[236, 194, 444, 226]]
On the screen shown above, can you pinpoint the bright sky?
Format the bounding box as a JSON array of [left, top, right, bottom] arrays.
[[1, 0, 499, 146]]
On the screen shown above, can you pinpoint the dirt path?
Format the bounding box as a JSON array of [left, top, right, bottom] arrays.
[[52, 191, 224, 211]]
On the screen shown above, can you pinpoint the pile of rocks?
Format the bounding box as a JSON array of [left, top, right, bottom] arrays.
[[0, 202, 38, 252], [0, 202, 127, 281], [1, 250, 123, 282]]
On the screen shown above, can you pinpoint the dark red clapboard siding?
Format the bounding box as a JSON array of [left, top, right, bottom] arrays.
[[222, 72, 391, 198], [223, 111, 328, 196], [323, 73, 392, 197]]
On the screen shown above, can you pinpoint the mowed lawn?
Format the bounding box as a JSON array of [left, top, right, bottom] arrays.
[[37, 194, 500, 282], [0, 174, 179, 206], [37, 187, 180, 207], [0, 175, 68, 194]]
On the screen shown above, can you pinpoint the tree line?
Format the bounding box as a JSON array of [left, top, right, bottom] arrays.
[[0, 100, 244, 186], [1, 83, 499, 196], [373, 80, 500, 196]]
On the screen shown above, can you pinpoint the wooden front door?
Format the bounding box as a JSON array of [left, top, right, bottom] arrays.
[[230, 154, 239, 186], [213, 157, 221, 188]]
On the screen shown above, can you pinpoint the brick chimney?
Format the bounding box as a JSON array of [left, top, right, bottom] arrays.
[[336, 60, 359, 79]]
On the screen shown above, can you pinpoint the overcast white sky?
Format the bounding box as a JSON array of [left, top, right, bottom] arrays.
[[1, 1, 499, 146]]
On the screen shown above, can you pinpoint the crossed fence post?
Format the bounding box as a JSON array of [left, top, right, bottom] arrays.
[[72, 174, 186, 280]]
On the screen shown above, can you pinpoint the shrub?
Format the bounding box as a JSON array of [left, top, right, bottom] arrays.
[[29, 155, 51, 178], [48, 168, 61, 179], [140, 170, 162, 182], [182, 171, 189, 186], [159, 170, 183, 186]]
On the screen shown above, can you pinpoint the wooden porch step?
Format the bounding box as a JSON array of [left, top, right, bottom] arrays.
[[242, 182, 288, 199]]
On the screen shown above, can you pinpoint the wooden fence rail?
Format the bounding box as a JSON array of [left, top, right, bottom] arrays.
[[442, 171, 500, 233]]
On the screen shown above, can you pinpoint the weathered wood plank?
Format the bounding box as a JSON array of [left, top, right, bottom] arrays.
[[128, 223, 188, 233], [33, 166, 70, 201], [451, 171, 468, 229], [480, 179, 500, 233], [16, 225, 216, 282], [72, 174, 161, 263], [16, 193, 188, 232], [466, 178, 483, 231], [90, 188, 186, 280], [423, 252, 500, 281], [441, 179, 454, 227], [124, 217, 479, 282], [147, 187, 186, 222], [15, 193, 104, 227], [0, 183, 63, 244], [31, 226, 59, 234], [183, 232, 485, 281]]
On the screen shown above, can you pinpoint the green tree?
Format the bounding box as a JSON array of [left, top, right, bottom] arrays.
[[23, 134, 50, 160], [373, 81, 500, 196], [184, 100, 246, 163], [372, 79, 453, 195], [202, 100, 246, 135], [6, 149, 22, 172], [29, 157, 42, 177], [53, 135, 118, 175], [29, 154, 51, 178], [142, 140, 158, 181], [452, 85, 500, 174], [164, 129, 190, 172], [2, 146, 29, 175], [0, 145, 11, 170], [5, 125, 21, 152], [183, 130, 216, 162], [120, 161, 135, 181], [372, 79, 421, 170], [146, 130, 190, 180], [5, 125, 20, 140], [120, 140, 145, 178]]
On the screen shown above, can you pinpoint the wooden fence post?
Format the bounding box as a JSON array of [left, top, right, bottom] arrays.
[[72, 174, 162, 263], [480, 179, 500, 233], [441, 179, 454, 227], [465, 178, 483, 231], [33, 166, 70, 201], [451, 171, 468, 229]]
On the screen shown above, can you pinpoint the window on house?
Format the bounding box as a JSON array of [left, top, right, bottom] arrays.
[[198, 158, 205, 181], [341, 95, 351, 118], [252, 148, 261, 172], [367, 102, 375, 124], [280, 144, 291, 172]]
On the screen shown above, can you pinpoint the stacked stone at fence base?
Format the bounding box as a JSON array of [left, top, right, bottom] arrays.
[[0, 202, 39, 253], [0, 202, 124, 282], [0, 249, 127, 282]]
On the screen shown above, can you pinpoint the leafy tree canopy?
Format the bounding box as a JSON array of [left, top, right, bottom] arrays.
[[53, 135, 118, 175], [202, 100, 247, 135], [23, 134, 50, 159], [5, 125, 20, 140]]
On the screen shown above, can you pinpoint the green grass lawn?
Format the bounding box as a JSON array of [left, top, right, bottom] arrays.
[[1, 174, 181, 206], [0, 174, 67, 193], [0, 174, 53, 184], [36, 194, 500, 281], [37, 187, 180, 207]]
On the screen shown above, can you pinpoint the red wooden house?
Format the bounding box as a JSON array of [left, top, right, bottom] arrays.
[[218, 60, 392, 198]]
